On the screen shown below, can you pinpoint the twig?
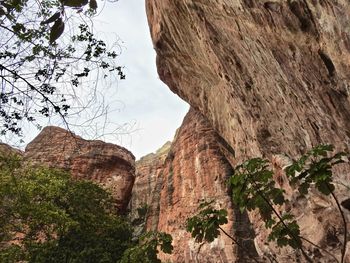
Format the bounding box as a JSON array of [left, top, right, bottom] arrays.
[[0, 63, 70, 132], [218, 225, 261, 263], [255, 188, 313, 263], [327, 183, 347, 263], [300, 236, 339, 263]]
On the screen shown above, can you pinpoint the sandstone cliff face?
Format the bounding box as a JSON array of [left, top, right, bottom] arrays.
[[156, 108, 236, 263], [146, 0, 350, 159], [146, 0, 350, 262], [129, 141, 171, 229], [0, 143, 23, 156], [135, 109, 259, 263], [25, 126, 135, 212]]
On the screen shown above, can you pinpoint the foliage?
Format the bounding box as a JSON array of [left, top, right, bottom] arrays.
[[120, 231, 173, 263], [230, 157, 301, 248], [0, 153, 174, 263], [285, 144, 346, 196], [125, 203, 173, 263], [186, 144, 348, 261], [136, 204, 149, 219], [0, 0, 124, 136], [186, 201, 227, 243], [0, 153, 133, 262], [131, 203, 149, 226]]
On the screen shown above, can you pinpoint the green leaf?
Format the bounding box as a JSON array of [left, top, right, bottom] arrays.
[[0, 8, 5, 17], [316, 182, 333, 195], [298, 182, 309, 196], [49, 18, 65, 44], [272, 190, 285, 205], [41, 12, 60, 25], [89, 0, 97, 10], [61, 0, 88, 7]]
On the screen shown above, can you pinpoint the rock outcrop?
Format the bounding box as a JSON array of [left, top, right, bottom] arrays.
[[133, 108, 259, 262], [147, 0, 350, 159], [25, 126, 135, 212], [129, 141, 171, 229], [145, 0, 350, 262], [0, 143, 23, 156]]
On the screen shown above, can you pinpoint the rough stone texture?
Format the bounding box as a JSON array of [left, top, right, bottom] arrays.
[[129, 141, 171, 229], [156, 108, 235, 263], [25, 126, 135, 212], [146, 0, 350, 262], [136, 108, 259, 263], [147, 0, 350, 160], [0, 143, 23, 156]]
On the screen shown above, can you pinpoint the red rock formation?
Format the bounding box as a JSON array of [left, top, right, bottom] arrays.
[[146, 0, 350, 262], [25, 126, 135, 212], [147, 0, 350, 160], [134, 108, 259, 262], [0, 143, 23, 156], [130, 141, 171, 230], [156, 108, 236, 263]]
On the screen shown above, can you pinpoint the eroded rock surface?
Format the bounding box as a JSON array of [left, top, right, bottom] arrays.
[[129, 141, 171, 230], [25, 126, 135, 212], [146, 0, 350, 159], [134, 109, 259, 262], [0, 143, 23, 156], [146, 0, 350, 262]]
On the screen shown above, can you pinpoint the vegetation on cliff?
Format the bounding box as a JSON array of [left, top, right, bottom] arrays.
[[0, 153, 172, 263], [187, 144, 349, 262]]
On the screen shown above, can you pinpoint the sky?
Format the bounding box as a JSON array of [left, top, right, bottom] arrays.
[[4, 0, 189, 159], [91, 0, 189, 159]]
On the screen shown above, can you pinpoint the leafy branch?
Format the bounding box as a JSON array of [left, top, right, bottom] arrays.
[[0, 0, 125, 137], [186, 201, 262, 263], [186, 144, 348, 262]]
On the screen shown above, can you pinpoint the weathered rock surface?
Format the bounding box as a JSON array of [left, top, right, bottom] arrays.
[[135, 108, 259, 263], [0, 143, 23, 156], [147, 0, 350, 160], [146, 0, 350, 262], [129, 141, 171, 229], [25, 126, 135, 212]]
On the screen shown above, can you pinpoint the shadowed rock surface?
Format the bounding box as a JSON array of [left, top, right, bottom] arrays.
[[145, 0, 350, 262], [129, 140, 171, 230], [132, 108, 259, 262]]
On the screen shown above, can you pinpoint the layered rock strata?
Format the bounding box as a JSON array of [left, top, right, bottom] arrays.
[[146, 0, 350, 262], [25, 126, 135, 212], [133, 108, 259, 262], [129, 141, 171, 229], [146, 0, 350, 159]]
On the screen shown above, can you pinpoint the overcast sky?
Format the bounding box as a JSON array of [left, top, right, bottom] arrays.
[[4, 0, 189, 159], [92, 0, 189, 159]]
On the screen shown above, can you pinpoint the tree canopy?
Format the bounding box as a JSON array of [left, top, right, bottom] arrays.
[[0, 0, 124, 138], [0, 152, 173, 263], [0, 153, 133, 262]]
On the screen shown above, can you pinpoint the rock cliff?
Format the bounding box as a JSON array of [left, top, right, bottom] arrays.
[[25, 126, 135, 212], [0, 143, 23, 156], [132, 109, 259, 262], [146, 0, 350, 159], [129, 140, 171, 229], [145, 0, 350, 262]]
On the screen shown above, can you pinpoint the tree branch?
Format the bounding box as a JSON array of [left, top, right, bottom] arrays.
[[327, 183, 347, 263], [0, 63, 70, 131]]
